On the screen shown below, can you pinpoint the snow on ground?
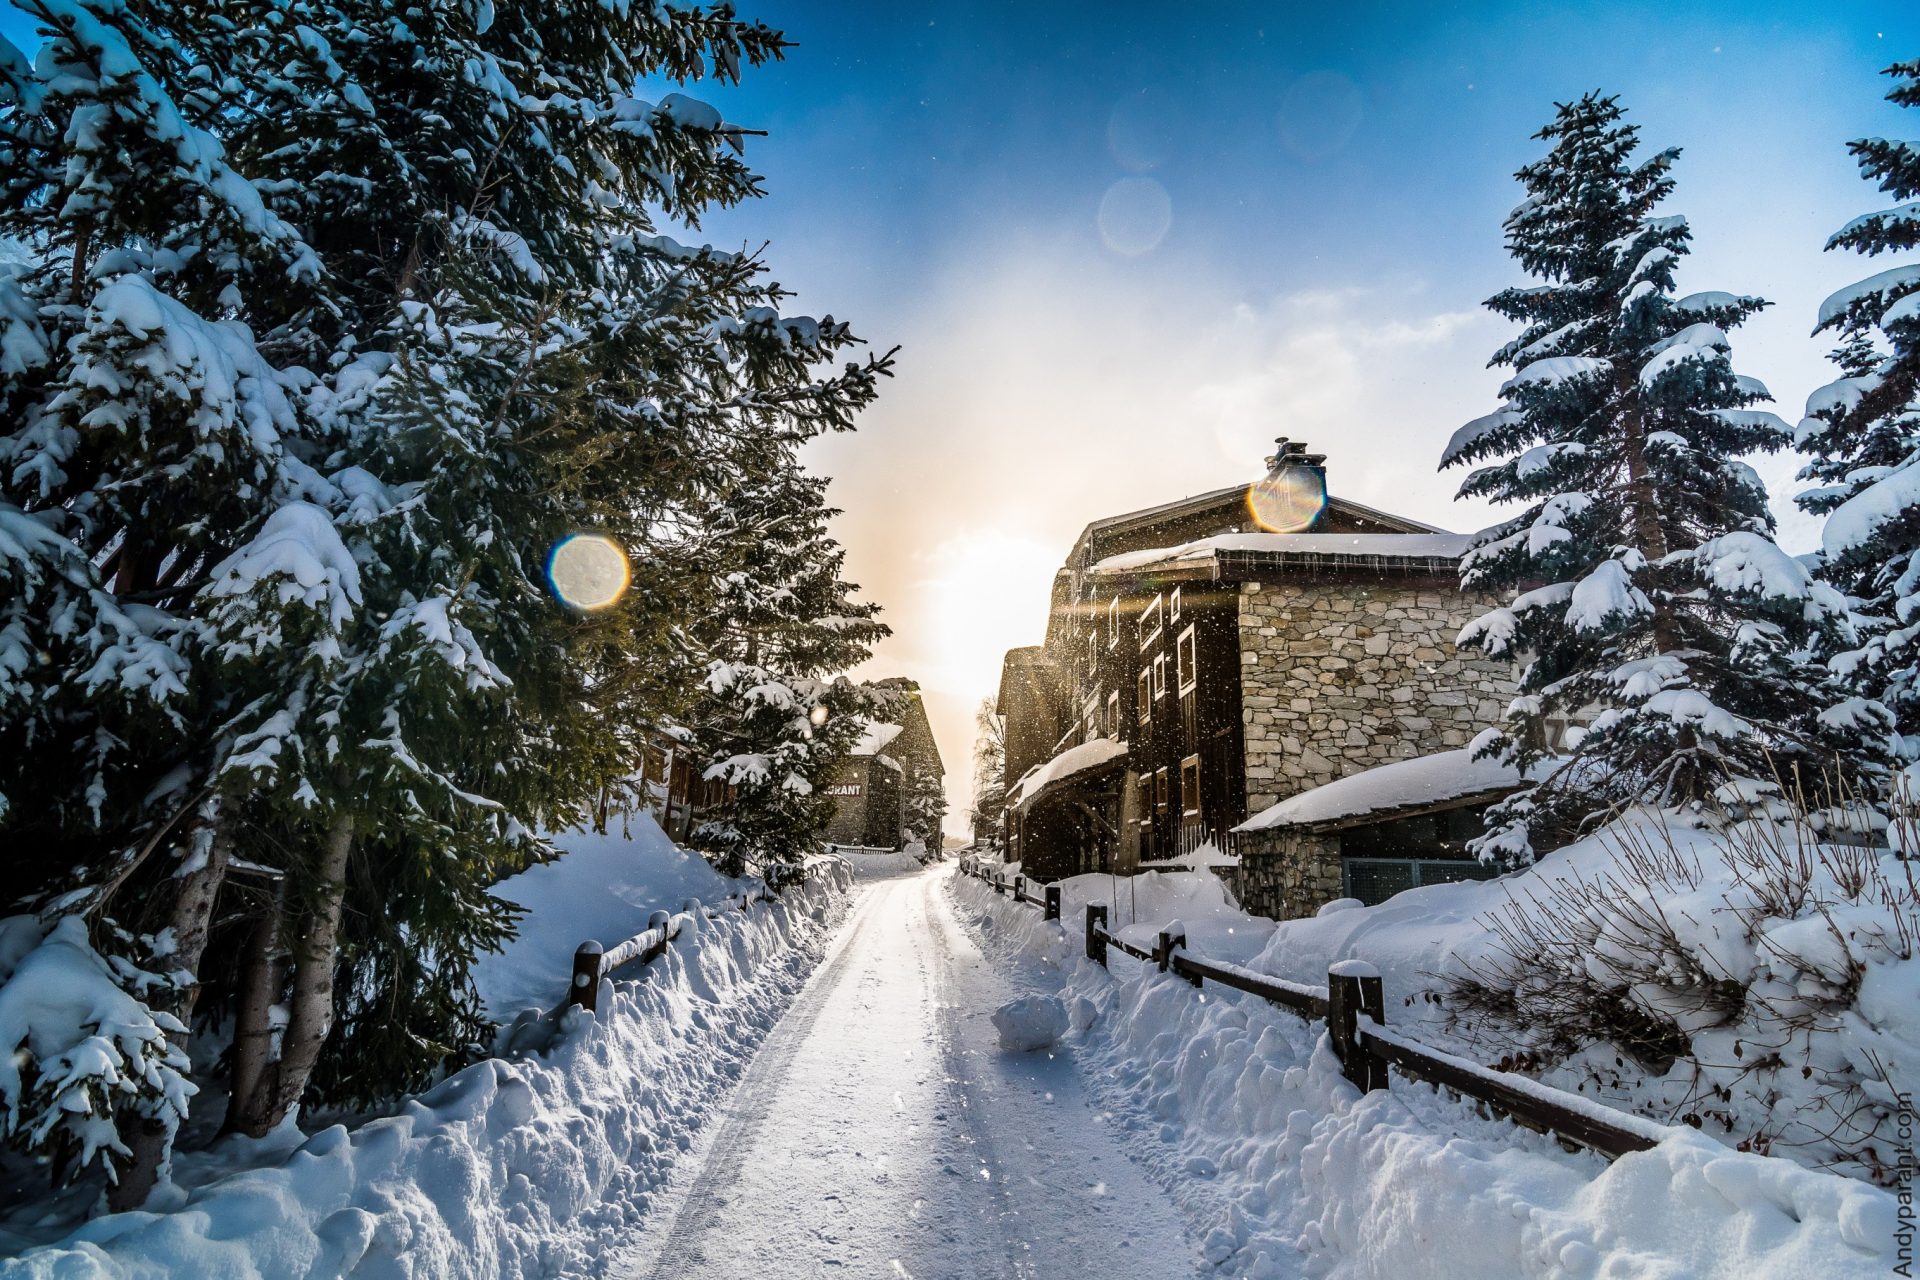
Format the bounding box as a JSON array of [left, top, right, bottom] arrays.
[[477, 816, 750, 1020], [949, 866, 1901, 1279], [607, 867, 1205, 1278], [827, 844, 927, 879], [0, 832, 852, 1280]]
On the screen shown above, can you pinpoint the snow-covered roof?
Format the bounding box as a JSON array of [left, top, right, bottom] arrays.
[[849, 719, 904, 757], [1235, 749, 1548, 833], [1010, 737, 1130, 814], [1092, 530, 1475, 576]]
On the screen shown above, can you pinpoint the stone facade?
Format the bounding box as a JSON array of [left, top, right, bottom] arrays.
[[1235, 827, 1342, 922], [1237, 580, 1512, 817]]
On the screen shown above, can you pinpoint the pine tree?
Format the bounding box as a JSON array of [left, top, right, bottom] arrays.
[[690, 441, 890, 877], [0, 0, 340, 1197], [1796, 59, 1920, 756], [0, 0, 896, 1206], [1441, 93, 1873, 863]]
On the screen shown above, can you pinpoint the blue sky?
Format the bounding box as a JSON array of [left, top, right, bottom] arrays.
[[670, 2, 1917, 825], [6, 0, 1917, 828]]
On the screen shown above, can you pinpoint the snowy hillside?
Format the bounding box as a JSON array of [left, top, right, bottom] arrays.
[[476, 815, 749, 1019]]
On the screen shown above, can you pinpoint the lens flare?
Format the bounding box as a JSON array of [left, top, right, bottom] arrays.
[[1246, 467, 1327, 533], [1097, 177, 1172, 257], [546, 533, 630, 610]]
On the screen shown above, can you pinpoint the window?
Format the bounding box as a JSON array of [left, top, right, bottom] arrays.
[[1106, 690, 1120, 738], [1109, 596, 1121, 649], [1088, 631, 1098, 676], [1139, 593, 1163, 644], [1180, 755, 1201, 816], [1176, 625, 1197, 694], [1137, 669, 1152, 723], [1170, 585, 1182, 621], [1343, 857, 1499, 906], [1152, 653, 1168, 698], [1153, 768, 1169, 812]]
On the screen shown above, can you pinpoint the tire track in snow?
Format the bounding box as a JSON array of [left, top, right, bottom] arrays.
[[918, 874, 1038, 1279], [634, 882, 887, 1279]]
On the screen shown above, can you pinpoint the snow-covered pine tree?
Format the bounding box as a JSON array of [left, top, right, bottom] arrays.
[[1795, 59, 1920, 756], [690, 440, 890, 877], [200, 0, 894, 1124], [1442, 92, 1874, 863], [0, 0, 342, 1199]]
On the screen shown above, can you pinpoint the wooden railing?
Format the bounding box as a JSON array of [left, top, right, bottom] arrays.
[[956, 857, 1667, 1162], [561, 857, 833, 1017]]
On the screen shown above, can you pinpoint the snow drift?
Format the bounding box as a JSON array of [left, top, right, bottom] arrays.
[[2, 819, 852, 1279], [949, 865, 1900, 1279]]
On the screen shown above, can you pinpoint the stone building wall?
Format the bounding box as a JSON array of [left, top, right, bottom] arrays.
[[1235, 827, 1342, 922], [1236, 579, 1513, 819]]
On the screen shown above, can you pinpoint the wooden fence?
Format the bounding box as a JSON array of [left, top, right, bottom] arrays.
[[956, 857, 1672, 1162]]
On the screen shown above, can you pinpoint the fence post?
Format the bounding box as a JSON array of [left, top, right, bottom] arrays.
[[569, 941, 603, 1013], [645, 909, 672, 962], [1086, 903, 1108, 966], [1154, 924, 1188, 978], [1327, 960, 1387, 1092], [1044, 884, 1061, 921], [1014, 874, 1026, 902]]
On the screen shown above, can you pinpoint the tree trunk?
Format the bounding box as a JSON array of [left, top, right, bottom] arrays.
[[106, 810, 233, 1212], [1619, 392, 1679, 654], [223, 879, 286, 1138], [259, 809, 354, 1131]]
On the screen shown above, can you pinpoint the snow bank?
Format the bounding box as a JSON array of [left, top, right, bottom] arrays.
[[3, 861, 853, 1279], [828, 846, 926, 879], [948, 868, 1899, 1279], [475, 814, 746, 1020]]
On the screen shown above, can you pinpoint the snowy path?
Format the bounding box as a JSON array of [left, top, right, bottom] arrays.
[[604, 865, 1207, 1280]]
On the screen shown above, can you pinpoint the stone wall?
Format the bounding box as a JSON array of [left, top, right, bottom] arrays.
[[1237, 579, 1513, 819], [1235, 827, 1341, 922]]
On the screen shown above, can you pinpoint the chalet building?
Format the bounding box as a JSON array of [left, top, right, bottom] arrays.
[[995, 440, 1516, 920], [824, 682, 944, 849]]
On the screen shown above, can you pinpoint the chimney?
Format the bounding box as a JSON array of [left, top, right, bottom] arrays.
[[1263, 436, 1328, 478], [1247, 437, 1329, 533]]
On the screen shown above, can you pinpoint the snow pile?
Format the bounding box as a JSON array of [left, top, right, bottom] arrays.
[[991, 995, 1069, 1052], [3, 857, 853, 1279], [474, 813, 748, 1020], [949, 867, 1900, 1279]]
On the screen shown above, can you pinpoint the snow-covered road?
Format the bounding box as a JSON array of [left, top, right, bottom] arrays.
[[605, 864, 1207, 1280]]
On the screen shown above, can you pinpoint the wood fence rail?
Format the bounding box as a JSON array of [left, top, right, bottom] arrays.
[[957, 857, 1667, 1162], [560, 856, 835, 1017]]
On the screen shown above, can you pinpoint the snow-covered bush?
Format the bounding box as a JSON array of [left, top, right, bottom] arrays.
[[0, 917, 192, 1184], [1443, 809, 1918, 1182]]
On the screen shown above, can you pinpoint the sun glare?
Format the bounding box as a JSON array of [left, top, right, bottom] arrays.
[[1246, 467, 1327, 533], [546, 533, 631, 610]]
